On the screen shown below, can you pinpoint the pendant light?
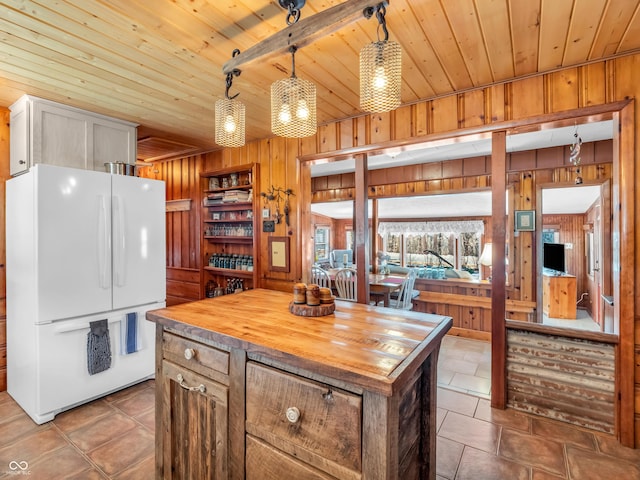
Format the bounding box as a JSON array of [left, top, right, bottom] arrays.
[[271, 45, 317, 138], [215, 52, 245, 148], [360, 4, 402, 113]]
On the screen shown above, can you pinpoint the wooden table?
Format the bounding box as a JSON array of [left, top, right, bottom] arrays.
[[148, 288, 451, 480], [369, 273, 404, 306], [327, 269, 404, 306]]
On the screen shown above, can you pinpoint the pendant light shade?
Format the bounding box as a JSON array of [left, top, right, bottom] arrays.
[[271, 47, 316, 138], [360, 4, 402, 113], [271, 76, 316, 138], [360, 40, 402, 113], [215, 97, 245, 147]]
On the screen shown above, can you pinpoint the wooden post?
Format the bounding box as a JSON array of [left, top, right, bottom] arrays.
[[491, 131, 507, 409], [354, 153, 370, 304]]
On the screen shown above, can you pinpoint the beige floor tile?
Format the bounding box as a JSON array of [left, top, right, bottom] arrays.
[[53, 398, 115, 434], [498, 428, 567, 476], [436, 436, 464, 479], [67, 412, 138, 453], [438, 411, 501, 454], [449, 372, 491, 395], [456, 446, 530, 480], [87, 427, 154, 477], [532, 417, 597, 450], [566, 445, 640, 480], [437, 388, 479, 417], [27, 445, 96, 480]]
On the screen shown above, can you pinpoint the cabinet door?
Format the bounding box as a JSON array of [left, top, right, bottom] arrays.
[[9, 105, 29, 175], [159, 361, 229, 480], [31, 100, 90, 169], [92, 118, 136, 168]]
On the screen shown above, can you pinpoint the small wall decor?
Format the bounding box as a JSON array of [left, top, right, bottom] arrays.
[[260, 186, 295, 226], [515, 210, 535, 231], [268, 236, 290, 272]]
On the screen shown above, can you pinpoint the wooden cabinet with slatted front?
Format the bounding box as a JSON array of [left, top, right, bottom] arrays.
[[148, 289, 452, 480]]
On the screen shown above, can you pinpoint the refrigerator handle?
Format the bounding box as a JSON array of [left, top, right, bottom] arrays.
[[113, 195, 126, 287], [98, 195, 110, 289]]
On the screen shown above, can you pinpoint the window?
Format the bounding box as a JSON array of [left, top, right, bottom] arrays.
[[383, 232, 481, 274], [314, 226, 330, 263]]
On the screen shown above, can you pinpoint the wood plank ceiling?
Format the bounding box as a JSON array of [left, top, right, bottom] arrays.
[[1, 0, 639, 160]]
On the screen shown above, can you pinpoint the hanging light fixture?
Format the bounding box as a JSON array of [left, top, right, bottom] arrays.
[[360, 4, 402, 113], [271, 1, 316, 138], [569, 125, 583, 184], [215, 50, 245, 147], [271, 46, 316, 138]]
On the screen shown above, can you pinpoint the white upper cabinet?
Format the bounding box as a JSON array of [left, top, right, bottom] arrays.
[[9, 95, 137, 176]]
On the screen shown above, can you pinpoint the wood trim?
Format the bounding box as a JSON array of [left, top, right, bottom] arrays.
[[491, 131, 507, 409], [505, 319, 618, 344], [354, 153, 370, 304], [298, 101, 630, 163], [616, 102, 636, 447], [415, 292, 535, 314]]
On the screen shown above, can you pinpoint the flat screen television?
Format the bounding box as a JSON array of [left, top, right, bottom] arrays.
[[543, 242, 565, 273]]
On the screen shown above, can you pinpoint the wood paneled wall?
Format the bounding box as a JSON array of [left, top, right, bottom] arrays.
[[159, 55, 639, 447], [507, 327, 616, 434], [0, 107, 8, 392]]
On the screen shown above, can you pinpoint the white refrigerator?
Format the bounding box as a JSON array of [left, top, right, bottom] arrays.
[[6, 164, 166, 424]]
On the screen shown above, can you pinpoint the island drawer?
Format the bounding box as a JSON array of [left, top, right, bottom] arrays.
[[162, 331, 229, 380], [245, 362, 362, 474]]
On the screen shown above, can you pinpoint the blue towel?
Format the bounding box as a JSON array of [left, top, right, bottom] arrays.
[[121, 312, 141, 355]]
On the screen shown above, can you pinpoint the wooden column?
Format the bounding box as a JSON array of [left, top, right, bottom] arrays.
[[490, 131, 507, 409], [354, 153, 370, 304], [616, 102, 635, 447]]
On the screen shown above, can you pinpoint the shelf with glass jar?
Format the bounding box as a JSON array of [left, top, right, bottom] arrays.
[[204, 252, 254, 278], [204, 204, 254, 242]]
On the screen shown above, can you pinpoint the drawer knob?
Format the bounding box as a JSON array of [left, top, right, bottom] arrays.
[[285, 407, 301, 424], [184, 348, 195, 360]]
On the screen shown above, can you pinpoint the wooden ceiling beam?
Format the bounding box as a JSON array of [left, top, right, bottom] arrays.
[[222, 0, 387, 74]]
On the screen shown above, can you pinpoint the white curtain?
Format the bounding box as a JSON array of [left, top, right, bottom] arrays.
[[377, 220, 484, 236]]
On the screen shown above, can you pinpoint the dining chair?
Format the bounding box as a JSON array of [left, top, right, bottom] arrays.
[[311, 265, 331, 289], [390, 269, 417, 310], [334, 268, 357, 302]]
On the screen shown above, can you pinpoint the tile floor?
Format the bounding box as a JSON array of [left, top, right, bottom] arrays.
[[1, 338, 639, 479]]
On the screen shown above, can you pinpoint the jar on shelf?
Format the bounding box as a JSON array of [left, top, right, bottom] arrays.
[[230, 173, 239, 187], [209, 177, 219, 190]]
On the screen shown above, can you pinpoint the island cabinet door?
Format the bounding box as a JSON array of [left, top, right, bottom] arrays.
[[158, 360, 229, 480]]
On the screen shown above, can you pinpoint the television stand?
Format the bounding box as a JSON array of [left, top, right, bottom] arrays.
[[542, 272, 577, 319]]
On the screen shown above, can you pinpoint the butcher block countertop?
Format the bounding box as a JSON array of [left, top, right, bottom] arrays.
[[148, 288, 453, 479], [147, 288, 452, 396]]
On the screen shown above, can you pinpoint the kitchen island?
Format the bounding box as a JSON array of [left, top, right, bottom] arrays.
[[147, 288, 452, 480]]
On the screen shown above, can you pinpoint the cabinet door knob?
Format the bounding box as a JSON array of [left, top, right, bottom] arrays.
[[285, 407, 301, 424], [19, 160, 26, 165], [184, 348, 195, 360]]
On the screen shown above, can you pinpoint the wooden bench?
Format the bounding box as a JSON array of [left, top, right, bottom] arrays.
[[412, 291, 536, 340]]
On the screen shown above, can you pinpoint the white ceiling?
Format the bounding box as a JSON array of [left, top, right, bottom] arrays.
[[311, 120, 612, 219]]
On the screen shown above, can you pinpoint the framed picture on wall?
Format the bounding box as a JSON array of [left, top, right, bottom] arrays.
[[268, 236, 290, 272], [515, 210, 535, 231]]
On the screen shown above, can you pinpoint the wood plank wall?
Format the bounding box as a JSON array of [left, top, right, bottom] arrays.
[[0, 107, 8, 391], [156, 55, 639, 446], [506, 327, 616, 434]]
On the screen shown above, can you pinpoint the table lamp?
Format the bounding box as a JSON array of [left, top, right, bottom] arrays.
[[479, 243, 492, 281]]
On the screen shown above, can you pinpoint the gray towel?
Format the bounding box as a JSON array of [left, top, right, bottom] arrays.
[[87, 319, 112, 375]]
